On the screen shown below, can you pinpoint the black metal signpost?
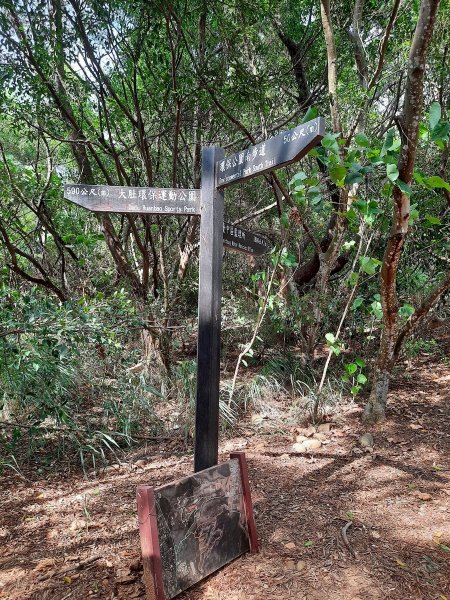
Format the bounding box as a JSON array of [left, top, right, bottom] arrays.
[[63, 116, 324, 474]]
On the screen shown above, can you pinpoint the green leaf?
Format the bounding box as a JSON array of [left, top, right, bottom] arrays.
[[355, 133, 370, 148], [303, 540, 314, 547], [396, 179, 412, 195], [300, 106, 318, 124], [387, 163, 399, 182], [351, 297, 364, 310], [349, 271, 359, 286], [321, 133, 340, 154], [371, 300, 383, 319], [382, 129, 395, 155], [360, 256, 382, 275], [329, 164, 347, 184], [280, 212, 290, 229], [429, 101, 441, 131], [325, 333, 335, 344], [345, 169, 364, 185], [399, 304, 415, 318], [354, 357, 366, 368], [439, 544, 450, 553], [351, 385, 361, 396], [425, 176, 450, 192], [425, 214, 441, 225], [431, 121, 450, 145], [289, 171, 307, 186], [345, 362, 357, 375], [357, 373, 367, 384], [408, 204, 419, 225]]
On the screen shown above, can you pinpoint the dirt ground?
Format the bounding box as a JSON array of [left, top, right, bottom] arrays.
[[1, 348, 449, 600]]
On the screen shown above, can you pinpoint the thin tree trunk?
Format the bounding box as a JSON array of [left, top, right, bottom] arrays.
[[363, 0, 441, 423]]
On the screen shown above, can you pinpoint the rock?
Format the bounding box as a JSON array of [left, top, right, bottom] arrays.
[[279, 453, 290, 460], [134, 459, 146, 468], [304, 425, 316, 437], [285, 542, 296, 550], [295, 434, 308, 443], [285, 560, 296, 571], [359, 433, 374, 448], [318, 423, 331, 433], [412, 491, 432, 501], [296, 560, 306, 572], [312, 432, 327, 441], [292, 443, 307, 453], [295, 425, 316, 438], [303, 438, 322, 451]]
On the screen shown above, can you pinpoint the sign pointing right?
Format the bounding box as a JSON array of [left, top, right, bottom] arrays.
[[216, 117, 325, 189]]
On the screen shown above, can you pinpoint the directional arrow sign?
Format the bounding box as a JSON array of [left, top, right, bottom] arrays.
[[223, 222, 271, 256], [64, 184, 200, 215], [216, 117, 325, 189]]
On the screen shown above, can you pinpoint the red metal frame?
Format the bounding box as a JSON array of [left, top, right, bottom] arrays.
[[136, 485, 166, 600], [230, 452, 259, 553]]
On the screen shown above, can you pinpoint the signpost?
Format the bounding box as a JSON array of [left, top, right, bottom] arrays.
[[63, 116, 324, 473], [216, 117, 325, 189], [63, 116, 324, 600], [223, 222, 271, 256], [64, 184, 200, 215], [194, 117, 324, 471]]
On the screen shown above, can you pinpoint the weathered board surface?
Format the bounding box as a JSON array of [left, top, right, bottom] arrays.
[[154, 459, 250, 598], [223, 222, 271, 256], [215, 116, 325, 189], [63, 184, 200, 215]]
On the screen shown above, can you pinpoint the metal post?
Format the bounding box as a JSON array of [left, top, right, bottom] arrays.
[[194, 146, 225, 472]]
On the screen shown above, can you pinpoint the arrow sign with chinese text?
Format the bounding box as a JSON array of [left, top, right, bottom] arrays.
[[216, 117, 325, 189], [223, 222, 271, 256], [64, 184, 200, 215]]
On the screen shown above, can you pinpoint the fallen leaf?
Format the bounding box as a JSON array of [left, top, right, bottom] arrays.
[[296, 560, 306, 572], [371, 530, 381, 539], [395, 558, 407, 569], [116, 575, 137, 585], [63, 576, 72, 584], [34, 558, 56, 572], [70, 518, 87, 531], [409, 423, 423, 430]]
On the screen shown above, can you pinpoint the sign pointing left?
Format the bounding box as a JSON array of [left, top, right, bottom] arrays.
[[64, 184, 200, 215]]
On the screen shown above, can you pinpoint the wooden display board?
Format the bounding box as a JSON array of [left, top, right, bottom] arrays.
[[137, 452, 258, 599]]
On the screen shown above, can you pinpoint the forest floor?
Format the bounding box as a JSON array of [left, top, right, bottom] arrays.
[[1, 339, 449, 600]]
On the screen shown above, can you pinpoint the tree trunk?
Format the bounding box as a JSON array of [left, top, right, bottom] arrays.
[[363, 0, 441, 423]]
